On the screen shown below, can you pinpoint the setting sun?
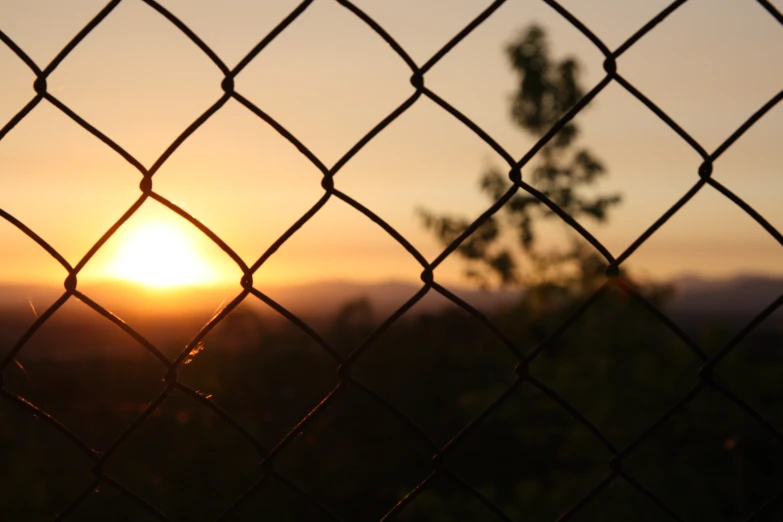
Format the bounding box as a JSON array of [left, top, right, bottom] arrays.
[[104, 220, 218, 288]]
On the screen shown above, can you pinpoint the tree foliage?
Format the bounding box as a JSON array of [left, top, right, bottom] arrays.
[[420, 25, 621, 289]]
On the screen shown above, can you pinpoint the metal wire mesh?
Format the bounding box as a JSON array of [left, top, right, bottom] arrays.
[[1, 0, 782, 520]]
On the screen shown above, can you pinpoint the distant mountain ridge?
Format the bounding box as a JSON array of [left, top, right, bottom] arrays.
[[667, 274, 783, 316], [2, 274, 781, 361], [1, 273, 782, 319]]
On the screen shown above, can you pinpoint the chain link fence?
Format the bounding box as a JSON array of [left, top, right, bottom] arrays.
[[1, 0, 782, 520]]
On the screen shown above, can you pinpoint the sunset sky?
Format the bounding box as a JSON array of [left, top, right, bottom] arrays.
[[1, 0, 782, 291]]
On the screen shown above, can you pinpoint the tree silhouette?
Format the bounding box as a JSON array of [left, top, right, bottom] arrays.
[[420, 24, 621, 290]]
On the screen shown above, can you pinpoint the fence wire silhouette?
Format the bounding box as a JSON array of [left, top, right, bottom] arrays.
[[1, 0, 782, 520]]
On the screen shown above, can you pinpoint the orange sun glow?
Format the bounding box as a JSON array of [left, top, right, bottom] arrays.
[[104, 220, 218, 288]]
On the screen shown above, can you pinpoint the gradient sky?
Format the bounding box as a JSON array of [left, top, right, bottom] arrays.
[[1, 0, 782, 289]]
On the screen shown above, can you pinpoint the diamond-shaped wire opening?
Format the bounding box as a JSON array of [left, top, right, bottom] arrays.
[[351, 290, 518, 444], [271, 383, 434, 521], [45, 0, 225, 166], [101, 388, 265, 521], [335, 97, 514, 262], [440, 380, 612, 521], [527, 285, 702, 448], [420, 0, 615, 157], [151, 99, 327, 265], [177, 299, 338, 451], [526, 81, 703, 258], [233, 0, 413, 167]]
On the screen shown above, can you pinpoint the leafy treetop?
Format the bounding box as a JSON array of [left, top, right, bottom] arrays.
[[420, 24, 621, 292]]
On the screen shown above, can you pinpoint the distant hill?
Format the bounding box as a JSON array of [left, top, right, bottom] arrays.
[[667, 274, 783, 316], [0, 279, 519, 360], [0, 279, 520, 319], [1, 274, 781, 360], [2, 274, 782, 319]]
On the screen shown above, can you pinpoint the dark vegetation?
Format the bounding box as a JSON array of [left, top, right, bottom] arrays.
[[1, 25, 782, 521], [2, 292, 782, 521]]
